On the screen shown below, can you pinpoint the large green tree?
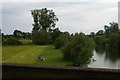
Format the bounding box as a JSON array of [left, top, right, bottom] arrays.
[[32, 30, 51, 45], [62, 33, 95, 66], [31, 8, 58, 32]]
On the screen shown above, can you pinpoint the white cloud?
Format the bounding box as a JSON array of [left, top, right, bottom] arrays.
[[53, 2, 118, 34], [2, 2, 118, 34]]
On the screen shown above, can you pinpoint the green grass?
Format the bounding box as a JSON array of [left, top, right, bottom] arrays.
[[19, 39, 32, 45], [2, 45, 72, 66]]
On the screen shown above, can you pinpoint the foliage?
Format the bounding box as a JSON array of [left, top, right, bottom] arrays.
[[0, 30, 2, 44], [13, 30, 32, 39], [51, 28, 62, 42], [2, 34, 14, 39], [3, 37, 21, 45], [90, 32, 96, 38], [13, 30, 23, 39], [22, 32, 32, 39], [96, 30, 104, 35], [94, 35, 108, 47], [54, 32, 70, 49], [31, 8, 58, 31], [104, 22, 119, 38], [32, 30, 51, 45], [62, 33, 95, 66]]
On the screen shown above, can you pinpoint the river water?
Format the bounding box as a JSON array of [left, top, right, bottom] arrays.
[[88, 47, 120, 69]]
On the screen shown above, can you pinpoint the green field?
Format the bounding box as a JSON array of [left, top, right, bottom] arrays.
[[2, 45, 72, 66]]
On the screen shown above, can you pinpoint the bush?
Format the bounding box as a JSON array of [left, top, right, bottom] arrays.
[[54, 36, 65, 49], [3, 38, 21, 45], [54, 32, 70, 49], [94, 35, 107, 47], [32, 30, 51, 45], [62, 33, 95, 66], [51, 28, 62, 43]]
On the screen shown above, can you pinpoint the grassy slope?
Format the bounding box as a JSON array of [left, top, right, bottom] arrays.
[[2, 45, 72, 66]]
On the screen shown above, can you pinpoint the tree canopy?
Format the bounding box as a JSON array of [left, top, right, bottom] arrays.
[[31, 8, 58, 32], [62, 33, 95, 66], [104, 22, 119, 37]]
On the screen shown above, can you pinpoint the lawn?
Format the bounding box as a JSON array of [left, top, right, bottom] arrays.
[[2, 45, 72, 66]]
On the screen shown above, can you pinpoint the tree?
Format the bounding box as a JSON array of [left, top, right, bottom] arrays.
[[62, 33, 95, 66], [94, 35, 107, 47], [13, 30, 23, 39], [27, 32, 32, 39], [90, 32, 96, 38], [109, 22, 119, 33], [22, 32, 26, 39], [96, 30, 104, 35], [104, 22, 119, 37], [31, 8, 58, 32], [0, 30, 2, 44], [4, 37, 21, 45], [54, 32, 70, 49], [51, 28, 62, 42], [32, 30, 51, 45]]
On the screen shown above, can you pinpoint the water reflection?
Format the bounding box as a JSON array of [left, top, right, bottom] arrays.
[[89, 46, 119, 69], [105, 48, 119, 63], [95, 46, 119, 63], [95, 46, 106, 55]]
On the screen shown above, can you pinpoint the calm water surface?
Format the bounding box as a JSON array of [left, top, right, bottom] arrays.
[[88, 47, 120, 69]]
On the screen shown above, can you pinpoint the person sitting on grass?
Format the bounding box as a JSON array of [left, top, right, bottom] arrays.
[[38, 55, 41, 60], [38, 54, 45, 60], [41, 54, 45, 60]]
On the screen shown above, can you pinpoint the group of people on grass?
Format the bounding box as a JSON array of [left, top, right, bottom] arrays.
[[38, 54, 45, 60]]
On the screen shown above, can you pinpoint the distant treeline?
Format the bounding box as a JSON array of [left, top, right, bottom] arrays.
[[2, 30, 32, 45], [89, 22, 120, 49], [2, 30, 32, 40], [2, 22, 120, 49]]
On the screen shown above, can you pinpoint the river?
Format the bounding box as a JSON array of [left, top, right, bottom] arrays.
[[88, 46, 120, 69]]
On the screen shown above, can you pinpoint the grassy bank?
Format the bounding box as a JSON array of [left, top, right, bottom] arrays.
[[2, 45, 72, 66]]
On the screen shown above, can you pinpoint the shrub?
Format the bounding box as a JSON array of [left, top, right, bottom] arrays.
[[4, 38, 21, 45], [32, 30, 51, 45], [54, 36, 65, 49], [94, 35, 107, 47], [62, 33, 95, 66], [54, 32, 70, 49], [51, 28, 62, 43]]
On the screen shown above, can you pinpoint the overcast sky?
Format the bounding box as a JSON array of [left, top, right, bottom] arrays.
[[1, 0, 119, 34]]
